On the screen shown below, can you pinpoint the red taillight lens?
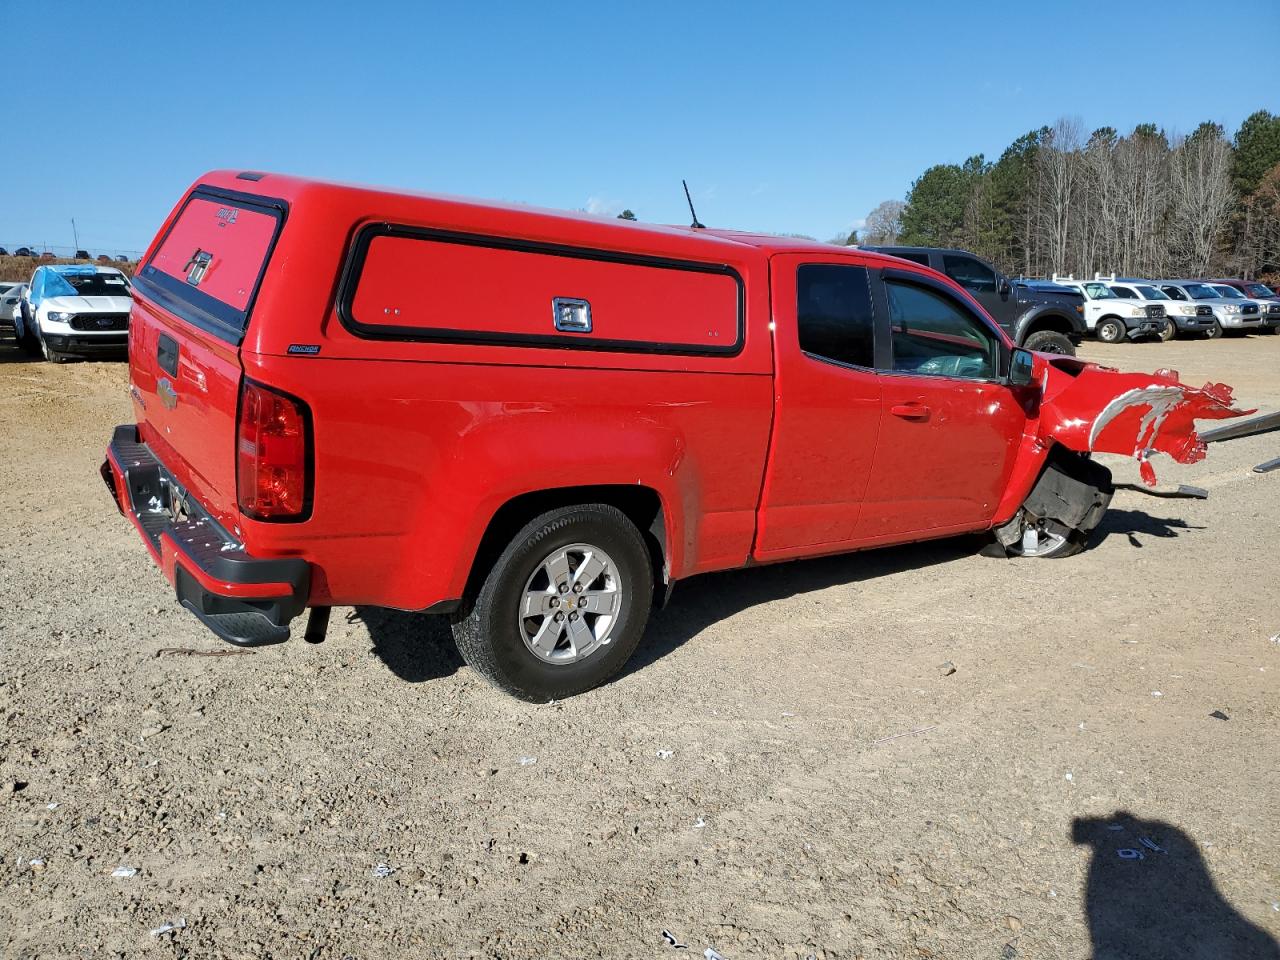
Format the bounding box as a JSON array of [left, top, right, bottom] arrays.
[[237, 381, 309, 520]]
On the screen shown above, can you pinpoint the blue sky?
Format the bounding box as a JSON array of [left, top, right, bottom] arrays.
[[4, 0, 1276, 254]]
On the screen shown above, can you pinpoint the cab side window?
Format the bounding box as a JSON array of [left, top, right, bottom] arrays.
[[796, 264, 874, 369], [886, 279, 998, 380], [941, 254, 997, 294], [1162, 285, 1187, 301], [1112, 285, 1137, 298]]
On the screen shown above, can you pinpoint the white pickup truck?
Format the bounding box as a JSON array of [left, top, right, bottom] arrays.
[[1100, 279, 1212, 341], [1050, 275, 1168, 343]]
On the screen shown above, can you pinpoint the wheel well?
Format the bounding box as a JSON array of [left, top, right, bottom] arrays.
[[463, 485, 668, 604], [1023, 313, 1074, 337]]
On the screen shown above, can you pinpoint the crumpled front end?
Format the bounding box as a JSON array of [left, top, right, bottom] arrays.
[[1036, 358, 1253, 486]]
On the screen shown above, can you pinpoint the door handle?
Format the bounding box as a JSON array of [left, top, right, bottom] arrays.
[[890, 402, 931, 421]]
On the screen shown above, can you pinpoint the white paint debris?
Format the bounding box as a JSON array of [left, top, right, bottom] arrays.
[[517, 756, 537, 766], [371, 863, 394, 879], [46, 802, 58, 811], [149, 917, 186, 937], [693, 818, 706, 829], [1152, 691, 1163, 697], [655, 750, 674, 759], [111, 866, 138, 878], [1065, 772, 1073, 781]]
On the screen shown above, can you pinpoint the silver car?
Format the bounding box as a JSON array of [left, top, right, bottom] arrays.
[[1156, 281, 1264, 338], [0, 282, 28, 340]]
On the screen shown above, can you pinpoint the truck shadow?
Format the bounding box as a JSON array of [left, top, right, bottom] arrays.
[[1072, 811, 1279, 959], [355, 606, 463, 683], [1092, 507, 1204, 548], [357, 508, 1199, 684]]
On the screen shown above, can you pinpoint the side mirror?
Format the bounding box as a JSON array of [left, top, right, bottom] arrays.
[[998, 278, 1012, 297], [1008, 348, 1035, 387]]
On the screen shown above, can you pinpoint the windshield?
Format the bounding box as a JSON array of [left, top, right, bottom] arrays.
[[1211, 285, 1244, 299], [1183, 283, 1219, 300], [1135, 285, 1169, 300], [1243, 283, 1273, 297], [1083, 282, 1116, 300], [54, 273, 132, 298]]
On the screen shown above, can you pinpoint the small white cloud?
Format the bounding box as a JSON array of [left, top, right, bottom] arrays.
[[852, 217, 867, 230], [585, 196, 624, 217]]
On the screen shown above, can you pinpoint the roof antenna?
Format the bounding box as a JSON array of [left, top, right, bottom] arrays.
[[682, 179, 705, 229]]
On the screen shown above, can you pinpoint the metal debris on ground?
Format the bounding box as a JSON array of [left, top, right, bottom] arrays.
[[110, 866, 138, 878], [655, 750, 674, 759], [1117, 848, 1146, 860], [155, 647, 257, 658], [45, 802, 58, 810], [705, 949, 728, 960], [1139, 837, 1166, 854], [149, 918, 187, 937], [871, 724, 937, 745], [939, 660, 957, 676], [1255, 457, 1280, 474], [661, 930, 689, 949], [371, 863, 394, 878], [517, 756, 537, 766], [1209, 710, 1230, 721]]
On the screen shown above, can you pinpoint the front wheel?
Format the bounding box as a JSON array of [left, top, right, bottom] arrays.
[[1095, 318, 1126, 344], [1204, 321, 1223, 340], [451, 504, 654, 701], [1159, 322, 1177, 342], [40, 336, 67, 364], [1022, 330, 1076, 356]]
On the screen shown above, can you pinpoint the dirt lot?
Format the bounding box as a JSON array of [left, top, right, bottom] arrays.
[[1, 336, 1277, 959]]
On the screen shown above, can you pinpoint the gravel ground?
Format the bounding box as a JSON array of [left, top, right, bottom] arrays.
[[1, 335, 1277, 959]]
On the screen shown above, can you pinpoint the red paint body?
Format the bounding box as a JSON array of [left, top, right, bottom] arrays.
[[110, 172, 1249, 616]]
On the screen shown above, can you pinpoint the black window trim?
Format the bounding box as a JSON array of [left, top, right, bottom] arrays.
[[132, 185, 289, 347], [871, 267, 1009, 384], [336, 222, 746, 357]]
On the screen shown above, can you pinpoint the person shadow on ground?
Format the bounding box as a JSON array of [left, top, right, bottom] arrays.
[[1071, 811, 1279, 959]]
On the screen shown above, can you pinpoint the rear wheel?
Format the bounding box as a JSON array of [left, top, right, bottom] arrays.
[[1022, 330, 1076, 356], [451, 504, 654, 701], [1095, 318, 1126, 344]]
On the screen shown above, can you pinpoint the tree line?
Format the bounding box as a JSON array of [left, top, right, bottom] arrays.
[[853, 109, 1280, 281]]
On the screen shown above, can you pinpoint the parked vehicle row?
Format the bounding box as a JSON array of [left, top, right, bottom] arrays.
[[1052, 273, 1280, 341], [0, 246, 133, 262]]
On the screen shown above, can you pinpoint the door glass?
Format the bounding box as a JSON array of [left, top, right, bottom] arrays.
[[941, 254, 997, 293], [886, 280, 998, 380], [796, 264, 874, 368]]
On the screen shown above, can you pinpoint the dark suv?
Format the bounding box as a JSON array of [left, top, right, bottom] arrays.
[[861, 246, 1086, 355]]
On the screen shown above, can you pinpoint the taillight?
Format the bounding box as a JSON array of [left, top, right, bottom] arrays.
[[237, 381, 310, 520]]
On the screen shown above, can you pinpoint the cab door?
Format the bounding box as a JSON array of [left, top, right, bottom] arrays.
[[855, 269, 1028, 543], [754, 255, 884, 560]]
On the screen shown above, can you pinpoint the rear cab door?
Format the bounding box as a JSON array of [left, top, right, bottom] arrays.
[[129, 186, 286, 533]]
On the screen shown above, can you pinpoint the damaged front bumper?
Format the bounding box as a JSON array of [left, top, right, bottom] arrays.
[[101, 425, 309, 646]]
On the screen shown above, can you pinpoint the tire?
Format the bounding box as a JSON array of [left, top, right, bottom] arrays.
[[1022, 330, 1076, 356], [1095, 318, 1126, 344], [1159, 322, 1177, 342], [18, 310, 41, 357], [1204, 321, 1223, 340], [451, 504, 654, 701], [40, 336, 67, 364]]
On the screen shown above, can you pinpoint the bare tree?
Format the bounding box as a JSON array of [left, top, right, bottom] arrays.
[[862, 200, 906, 245], [1035, 118, 1083, 275], [1167, 126, 1235, 275]]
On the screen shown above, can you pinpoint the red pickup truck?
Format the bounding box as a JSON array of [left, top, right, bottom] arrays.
[[102, 171, 1248, 700]]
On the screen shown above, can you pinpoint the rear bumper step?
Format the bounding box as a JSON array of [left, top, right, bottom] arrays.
[[102, 425, 309, 646]]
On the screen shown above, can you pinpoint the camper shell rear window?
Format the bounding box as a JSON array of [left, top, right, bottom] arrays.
[[135, 187, 286, 340], [339, 225, 744, 356]]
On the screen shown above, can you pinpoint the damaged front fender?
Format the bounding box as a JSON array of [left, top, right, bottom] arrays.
[[1035, 357, 1253, 486]]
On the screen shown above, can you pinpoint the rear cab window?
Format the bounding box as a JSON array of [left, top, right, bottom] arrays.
[[796, 264, 874, 368], [135, 189, 285, 341]]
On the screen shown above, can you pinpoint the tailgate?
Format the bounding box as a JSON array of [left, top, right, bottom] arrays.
[[129, 187, 286, 529]]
